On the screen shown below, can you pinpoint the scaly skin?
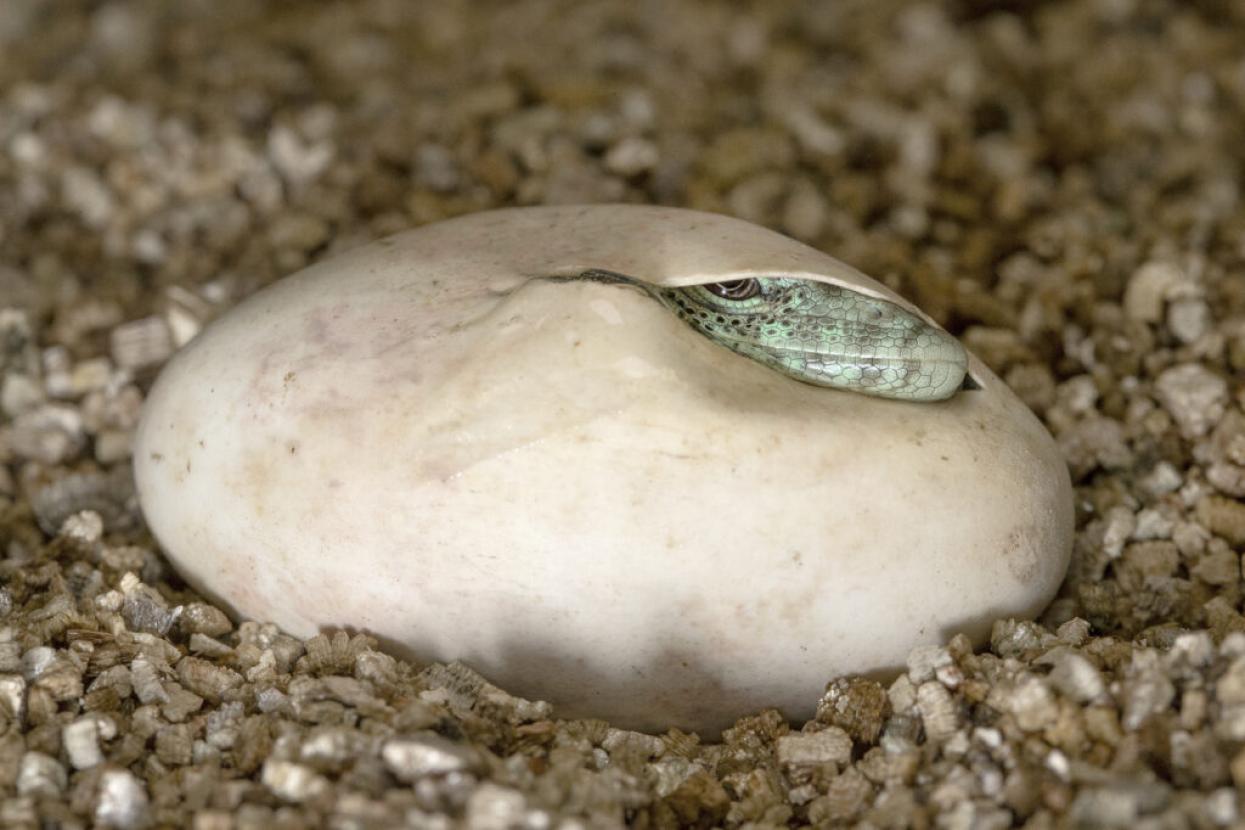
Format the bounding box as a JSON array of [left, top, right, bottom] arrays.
[[654, 277, 968, 401], [566, 272, 969, 401]]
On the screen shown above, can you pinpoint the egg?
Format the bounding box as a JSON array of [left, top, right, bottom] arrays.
[[134, 205, 1073, 735]]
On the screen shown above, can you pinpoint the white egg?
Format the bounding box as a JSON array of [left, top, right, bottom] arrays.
[[134, 206, 1073, 735]]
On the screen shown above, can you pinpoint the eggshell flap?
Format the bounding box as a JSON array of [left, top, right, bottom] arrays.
[[134, 205, 1073, 735]]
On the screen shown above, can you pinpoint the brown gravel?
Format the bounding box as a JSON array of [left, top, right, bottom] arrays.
[[3, 0, 1245, 827]]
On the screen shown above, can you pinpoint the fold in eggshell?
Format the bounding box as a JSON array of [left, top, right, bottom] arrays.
[[133, 205, 1073, 735]]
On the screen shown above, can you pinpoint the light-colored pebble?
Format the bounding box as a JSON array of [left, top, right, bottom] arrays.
[[464, 784, 530, 830], [1167, 297, 1210, 343], [1123, 261, 1197, 323], [917, 681, 960, 741], [96, 769, 150, 829], [1, 372, 43, 416], [110, 316, 174, 371], [1048, 652, 1106, 703], [0, 674, 26, 722], [776, 727, 853, 768], [262, 759, 330, 802], [8, 403, 86, 464], [1154, 364, 1227, 439], [16, 751, 66, 797], [383, 734, 478, 781], [63, 716, 105, 769], [604, 137, 659, 176]]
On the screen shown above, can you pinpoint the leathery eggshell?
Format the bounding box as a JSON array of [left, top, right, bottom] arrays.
[[134, 205, 1073, 735]]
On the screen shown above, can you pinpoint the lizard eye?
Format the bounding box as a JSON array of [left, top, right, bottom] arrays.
[[705, 279, 760, 300]]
